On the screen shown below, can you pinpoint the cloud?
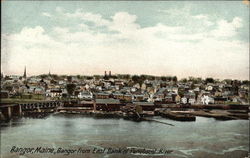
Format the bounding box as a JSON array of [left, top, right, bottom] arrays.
[[42, 12, 52, 17], [191, 14, 213, 26], [109, 12, 140, 35], [65, 9, 110, 27], [211, 17, 243, 37], [55, 7, 64, 13], [1, 8, 249, 80], [192, 14, 207, 20]]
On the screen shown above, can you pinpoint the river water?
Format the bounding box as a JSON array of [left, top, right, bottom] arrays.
[[1, 114, 249, 158]]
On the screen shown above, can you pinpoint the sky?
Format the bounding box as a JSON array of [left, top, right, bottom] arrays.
[[1, 1, 249, 80]]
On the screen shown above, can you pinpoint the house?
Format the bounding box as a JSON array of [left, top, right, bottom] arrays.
[[164, 93, 174, 103], [132, 92, 149, 102], [184, 91, 196, 104], [114, 80, 124, 86], [175, 95, 181, 103], [112, 92, 124, 100], [238, 89, 248, 99], [214, 91, 223, 97], [112, 92, 133, 102], [181, 97, 188, 104], [78, 91, 93, 100], [34, 87, 45, 94], [133, 94, 145, 101], [141, 83, 147, 91], [46, 89, 63, 98], [58, 80, 66, 85], [123, 94, 133, 102], [214, 97, 227, 104], [94, 92, 110, 99], [201, 95, 215, 104], [166, 86, 178, 94], [133, 83, 141, 89], [130, 87, 137, 92], [0, 90, 9, 98]]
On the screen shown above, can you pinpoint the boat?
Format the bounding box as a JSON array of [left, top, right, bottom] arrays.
[[160, 111, 196, 121]]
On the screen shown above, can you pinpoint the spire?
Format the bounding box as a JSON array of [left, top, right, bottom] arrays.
[[23, 66, 27, 78]]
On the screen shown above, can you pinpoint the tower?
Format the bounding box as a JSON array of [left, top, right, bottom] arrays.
[[104, 71, 107, 77], [23, 66, 27, 78], [109, 71, 111, 76]]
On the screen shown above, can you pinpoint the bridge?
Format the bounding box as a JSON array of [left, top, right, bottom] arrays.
[[20, 101, 62, 111], [0, 101, 63, 120]]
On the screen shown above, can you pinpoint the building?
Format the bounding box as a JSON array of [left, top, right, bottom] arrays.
[[95, 98, 122, 111], [133, 102, 155, 111]]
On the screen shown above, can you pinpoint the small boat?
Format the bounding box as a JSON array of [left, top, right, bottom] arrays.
[[161, 111, 196, 121]]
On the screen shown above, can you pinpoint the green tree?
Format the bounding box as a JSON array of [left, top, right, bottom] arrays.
[[67, 76, 72, 82], [76, 75, 82, 79], [178, 89, 185, 98], [172, 76, 178, 82], [161, 76, 167, 81], [205, 78, 214, 84], [242, 80, 250, 85], [94, 75, 101, 80], [132, 75, 140, 83], [180, 78, 187, 83], [132, 75, 146, 87], [66, 84, 76, 97]]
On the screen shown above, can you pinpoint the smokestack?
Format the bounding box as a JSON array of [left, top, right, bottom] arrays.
[[23, 66, 27, 78]]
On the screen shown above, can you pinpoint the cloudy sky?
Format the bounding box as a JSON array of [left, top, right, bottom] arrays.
[[1, 1, 249, 80]]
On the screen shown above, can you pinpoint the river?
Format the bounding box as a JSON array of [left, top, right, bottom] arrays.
[[1, 114, 249, 158]]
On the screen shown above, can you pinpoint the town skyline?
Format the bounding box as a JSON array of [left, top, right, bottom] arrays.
[[1, 1, 249, 80], [2, 66, 249, 81]]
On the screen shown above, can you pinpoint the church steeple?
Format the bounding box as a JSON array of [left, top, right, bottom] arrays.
[[23, 66, 27, 78]]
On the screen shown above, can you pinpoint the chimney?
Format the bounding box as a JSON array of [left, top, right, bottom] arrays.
[[23, 66, 27, 78]]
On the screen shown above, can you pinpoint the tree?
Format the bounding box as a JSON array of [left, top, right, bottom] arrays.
[[67, 76, 72, 82], [205, 78, 214, 84], [86, 76, 93, 80], [93, 75, 101, 80], [166, 76, 172, 81], [50, 79, 57, 84], [178, 89, 185, 98], [242, 80, 250, 85], [180, 78, 187, 83], [161, 76, 167, 81], [172, 76, 178, 82], [66, 84, 76, 97], [132, 75, 146, 87], [132, 75, 140, 83], [40, 74, 48, 79], [76, 75, 82, 79]]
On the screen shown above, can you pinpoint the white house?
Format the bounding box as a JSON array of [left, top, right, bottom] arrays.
[[201, 95, 214, 105], [78, 91, 93, 99]]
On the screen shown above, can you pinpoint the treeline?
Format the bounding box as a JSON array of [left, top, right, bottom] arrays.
[[34, 74, 250, 85]]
